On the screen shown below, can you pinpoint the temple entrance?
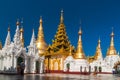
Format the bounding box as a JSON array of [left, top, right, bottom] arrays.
[[94, 66, 97, 72], [36, 61, 40, 73], [17, 56, 25, 74], [66, 63, 70, 72], [98, 66, 102, 72]]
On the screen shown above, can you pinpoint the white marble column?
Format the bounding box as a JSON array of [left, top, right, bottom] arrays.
[[24, 57, 28, 73], [39, 60, 44, 73], [32, 59, 36, 73]]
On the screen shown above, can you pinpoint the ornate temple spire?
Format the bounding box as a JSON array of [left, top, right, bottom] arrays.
[[20, 27, 24, 47], [13, 19, 21, 46], [38, 17, 44, 39], [110, 30, 114, 47], [94, 38, 103, 60], [74, 28, 85, 59], [20, 19, 24, 47], [30, 29, 36, 46], [36, 17, 47, 54], [107, 29, 117, 56], [4, 26, 11, 47], [60, 10, 64, 24]]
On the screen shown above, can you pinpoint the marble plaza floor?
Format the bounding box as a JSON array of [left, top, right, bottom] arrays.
[[0, 73, 120, 80]]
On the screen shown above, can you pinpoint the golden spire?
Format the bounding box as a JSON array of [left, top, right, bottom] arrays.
[[36, 17, 47, 55], [94, 38, 102, 60], [107, 29, 117, 56], [38, 16, 44, 38], [60, 9, 64, 24], [16, 19, 20, 26], [20, 18, 24, 47], [20, 27, 24, 47], [74, 28, 85, 59]]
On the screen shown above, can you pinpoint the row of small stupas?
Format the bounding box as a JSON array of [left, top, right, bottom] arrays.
[[0, 10, 119, 74]]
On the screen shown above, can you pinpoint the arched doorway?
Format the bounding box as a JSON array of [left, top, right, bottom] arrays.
[[17, 56, 24, 74], [66, 63, 70, 72], [94, 66, 97, 72], [36, 61, 40, 73], [17, 57, 24, 65], [99, 66, 102, 72]]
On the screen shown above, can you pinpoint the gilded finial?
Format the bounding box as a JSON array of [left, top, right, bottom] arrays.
[[111, 27, 114, 37], [78, 20, 82, 35], [20, 27, 24, 32], [98, 37, 101, 43], [39, 16, 43, 30], [60, 9, 64, 23], [16, 19, 20, 26], [40, 16, 42, 23], [78, 27, 82, 35], [8, 25, 10, 31]]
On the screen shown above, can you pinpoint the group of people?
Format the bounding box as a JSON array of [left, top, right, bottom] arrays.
[[17, 62, 25, 75]]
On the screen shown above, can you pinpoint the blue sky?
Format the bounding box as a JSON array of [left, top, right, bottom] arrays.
[[0, 0, 120, 57]]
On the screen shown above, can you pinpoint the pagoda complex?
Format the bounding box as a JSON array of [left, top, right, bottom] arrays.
[[0, 10, 120, 74]]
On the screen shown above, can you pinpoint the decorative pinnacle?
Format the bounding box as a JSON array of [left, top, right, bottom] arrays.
[[39, 16, 43, 31], [98, 37, 101, 43], [16, 19, 20, 26], [8, 25, 10, 31], [111, 28, 114, 37], [32, 28, 34, 32], [20, 27, 24, 32], [60, 9, 64, 23], [78, 27, 82, 35], [40, 16, 42, 23]]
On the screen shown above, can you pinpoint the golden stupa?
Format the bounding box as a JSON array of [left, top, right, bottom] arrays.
[[36, 17, 47, 55], [94, 38, 102, 60], [106, 31, 117, 56], [74, 28, 86, 59]]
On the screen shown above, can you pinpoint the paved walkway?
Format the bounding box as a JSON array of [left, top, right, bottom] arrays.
[[38, 73, 120, 80], [0, 73, 120, 80]]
